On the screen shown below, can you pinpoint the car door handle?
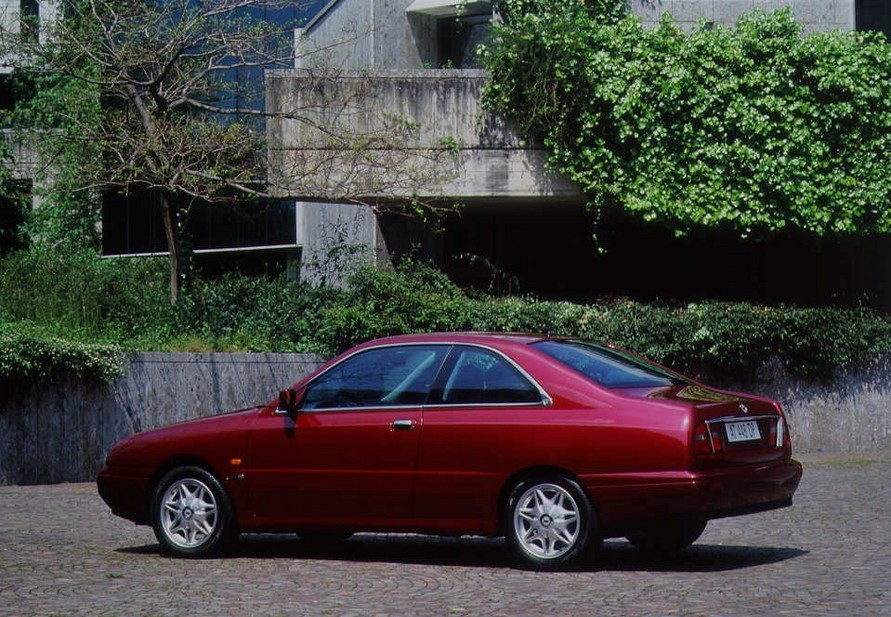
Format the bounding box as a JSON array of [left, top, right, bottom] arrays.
[[391, 419, 417, 431]]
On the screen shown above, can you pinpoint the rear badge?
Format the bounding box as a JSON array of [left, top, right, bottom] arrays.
[[739, 403, 749, 414]]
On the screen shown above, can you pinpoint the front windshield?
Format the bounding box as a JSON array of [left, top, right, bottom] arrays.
[[532, 340, 690, 389]]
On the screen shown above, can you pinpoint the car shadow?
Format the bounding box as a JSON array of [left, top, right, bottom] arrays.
[[595, 540, 808, 572], [116, 535, 807, 572]]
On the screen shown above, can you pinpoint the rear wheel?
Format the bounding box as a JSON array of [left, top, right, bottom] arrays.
[[626, 518, 707, 555], [505, 475, 597, 570], [151, 466, 235, 558]]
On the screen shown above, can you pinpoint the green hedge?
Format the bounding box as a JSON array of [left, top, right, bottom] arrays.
[[0, 322, 122, 388], [309, 262, 891, 381], [2, 249, 891, 385]]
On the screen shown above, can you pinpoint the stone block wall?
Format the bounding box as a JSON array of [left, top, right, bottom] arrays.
[[0, 352, 324, 485], [719, 355, 891, 454]]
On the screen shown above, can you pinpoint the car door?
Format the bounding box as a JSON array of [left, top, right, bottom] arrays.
[[245, 344, 450, 530], [414, 345, 550, 534]]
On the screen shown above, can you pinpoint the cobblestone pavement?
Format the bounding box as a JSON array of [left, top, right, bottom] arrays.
[[1, 453, 889, 617]]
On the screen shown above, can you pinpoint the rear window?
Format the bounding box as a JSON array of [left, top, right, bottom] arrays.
[[532, 340, 689, 389]]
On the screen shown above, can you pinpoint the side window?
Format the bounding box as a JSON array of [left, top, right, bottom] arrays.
[[435, 347, 542, 405], [302, 345, 448, 410]]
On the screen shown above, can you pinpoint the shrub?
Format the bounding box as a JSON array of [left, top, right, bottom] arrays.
[[2, 248, 890, 384], [0, 247, 170, 341], [299, 262, 891, 381], [0, 321, 122, 388]]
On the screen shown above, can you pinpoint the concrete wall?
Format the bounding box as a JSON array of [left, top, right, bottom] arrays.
[[297, 0, 447, 70], [718, 356, 891, 454], [0, 352, 325, 486], [266, 69, 582, 202], [295, 200, 388, 286], [630, 0, 855, 32]]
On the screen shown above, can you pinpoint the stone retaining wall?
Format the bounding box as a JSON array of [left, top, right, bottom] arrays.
[[1, 351, 888, 485], [0, 353, 325, 485]]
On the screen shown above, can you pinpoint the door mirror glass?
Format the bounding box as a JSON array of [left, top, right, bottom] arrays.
[[276, 388, 304, 414]]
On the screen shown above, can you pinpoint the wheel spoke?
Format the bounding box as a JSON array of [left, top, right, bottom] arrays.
[[554, 527, 574, 547]]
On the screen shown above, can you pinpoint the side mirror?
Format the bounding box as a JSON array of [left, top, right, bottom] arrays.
[[276, 388, 304, 415]]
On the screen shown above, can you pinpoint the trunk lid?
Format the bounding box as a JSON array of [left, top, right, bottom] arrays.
[[643, 384, 791, 466]]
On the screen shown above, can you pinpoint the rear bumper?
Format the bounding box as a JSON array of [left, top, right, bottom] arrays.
[[584, 458, 803, 529]]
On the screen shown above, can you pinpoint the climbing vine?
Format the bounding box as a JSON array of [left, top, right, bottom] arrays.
[[482, 5, 891, 236]]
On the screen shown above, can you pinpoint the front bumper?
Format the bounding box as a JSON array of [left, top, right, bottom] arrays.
[[97, 465, 151, 525]]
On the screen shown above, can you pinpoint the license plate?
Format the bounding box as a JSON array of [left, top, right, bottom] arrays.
[[725, 420, 761, 442]]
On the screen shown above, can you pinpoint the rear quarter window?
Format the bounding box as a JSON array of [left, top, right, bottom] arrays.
[[532, 340, 686, 389]]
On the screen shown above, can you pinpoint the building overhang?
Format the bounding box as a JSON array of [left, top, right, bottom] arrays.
[[405, 0, 491, 17]]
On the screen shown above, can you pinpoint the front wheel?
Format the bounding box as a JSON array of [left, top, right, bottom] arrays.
[[150, 466, 235, 558], [505, 476, 597, 570]]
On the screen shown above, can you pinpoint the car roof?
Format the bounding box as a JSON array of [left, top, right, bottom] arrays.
[[361, 332, 549, 348]]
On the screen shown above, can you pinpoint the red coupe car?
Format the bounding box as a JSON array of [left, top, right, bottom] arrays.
[[98, 333, 802, 569]]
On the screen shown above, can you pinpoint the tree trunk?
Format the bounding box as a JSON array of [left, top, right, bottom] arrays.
[[157, 191, 181, 304]]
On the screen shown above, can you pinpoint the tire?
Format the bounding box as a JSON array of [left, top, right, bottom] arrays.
[[626, 518, 707, 555], [505, 475, 597, 570], [150, 466, 235, 558]]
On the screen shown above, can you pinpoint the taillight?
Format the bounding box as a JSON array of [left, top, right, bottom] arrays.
[[693, 422, 724, 454]]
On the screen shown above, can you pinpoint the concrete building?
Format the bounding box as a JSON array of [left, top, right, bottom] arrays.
[[1, 0, 60, 232], [3, 0, 890, 299], [273, 0, 891, 302]]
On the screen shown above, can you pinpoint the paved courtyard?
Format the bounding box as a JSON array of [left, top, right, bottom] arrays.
[[1, 453, 889, 617]]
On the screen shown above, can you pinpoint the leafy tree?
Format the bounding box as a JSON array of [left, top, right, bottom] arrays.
[[482, 6, 891, 238], [1, 0, 454, 302]]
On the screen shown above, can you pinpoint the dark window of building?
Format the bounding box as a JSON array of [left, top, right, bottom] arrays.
[[20, 0, 39, 44], [857, 0, 891, 39], [0, 181, 30, 255], [190, 199, 296, 251], [0, 75, 15, 111], [102, 189, 297, 256], [1, 72, 36, 114], [437, 13, 491, 68], [102, 190, 166, 255]]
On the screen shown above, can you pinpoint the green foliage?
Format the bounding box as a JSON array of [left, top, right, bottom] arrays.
[[482, 7, 891, 236], [0, 164, 28, 256], [0, 248, 171, 341], [496, 0, 625, 25], [0, 322, 122, 387], [2, 249, 890, 384], [4, 70, 105, 250], [305, 261, 891, 381], [310, 261, 475, 353], [166, 273, 345, 353]]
